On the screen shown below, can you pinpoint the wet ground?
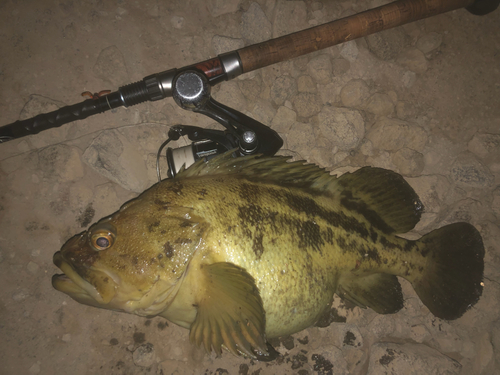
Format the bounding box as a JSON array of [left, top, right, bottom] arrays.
[[1, 0, 499, 374]]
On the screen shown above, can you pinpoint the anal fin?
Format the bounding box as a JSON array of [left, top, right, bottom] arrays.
[[189, 262, 268, 359], [337, 273, 404, 314]]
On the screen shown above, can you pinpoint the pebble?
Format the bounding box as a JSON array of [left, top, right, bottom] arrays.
[[27, 261, 39, 274], [271, 106, 297, 134], [291, 92, 322, 118], [367, 342, 461, 374], [416, 32, 443, 54], [251, 99, 276, 125], [314, 107, 365, 151], [450, 152, 494, 188], [331, 58, 350, 76], [170, 16, 184, 29], [93, 45, 129, 86], [364, 93, 394, 116], [391, 148, 425, 176], [29, 362, 41, 375], [270, 76, 298, 106], [297, 75, 316, 93], [12, 290, 29, 301], [240, 2, 271, 43], [367, 118, 427, 152], [402, 70, 417, 88], [272, 0, 308, 38], [406, 174, 451, 215], [307, 55, 332, 84], [207, 0, 240, 17], [339, 40, 359, 62], [468, 132, 500, 160], [395, 101, 417, 119], [213, 80, 247, 112], [211, 35, 244, 55], [340, 79, 370, 108], [62, 333, 71, 342], [366, 28, 407, 60], [82, 129, 149, 193], [38, 145, 84, 182], [397, 48, 428, 74]]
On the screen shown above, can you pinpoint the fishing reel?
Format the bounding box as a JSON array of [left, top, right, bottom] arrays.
[[157, 69, 283, 180]]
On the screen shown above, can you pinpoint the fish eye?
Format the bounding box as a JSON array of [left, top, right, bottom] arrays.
[[90, 231, 115, 251]]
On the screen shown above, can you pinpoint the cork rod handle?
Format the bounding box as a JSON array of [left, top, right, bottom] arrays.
[[237, 0, 477, 73]]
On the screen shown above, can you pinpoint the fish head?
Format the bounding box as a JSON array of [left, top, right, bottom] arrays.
[[52, 191, 207, 317]]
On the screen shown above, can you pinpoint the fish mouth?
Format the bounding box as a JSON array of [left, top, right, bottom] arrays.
[[52, 251, 119, 306], [52, 251, 180, 316]]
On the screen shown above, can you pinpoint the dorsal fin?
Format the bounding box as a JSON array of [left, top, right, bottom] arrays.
[[337, 167, 423, 234], [176, 150, 338, 193], [177, 151, 423, 234]]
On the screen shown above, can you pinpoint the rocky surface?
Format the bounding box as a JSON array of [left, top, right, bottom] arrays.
[[1, 1, 499, 374]]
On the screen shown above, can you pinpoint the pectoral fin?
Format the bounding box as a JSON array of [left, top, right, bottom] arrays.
[[337, 273, 404, 314], [189, 262, 268, 359]]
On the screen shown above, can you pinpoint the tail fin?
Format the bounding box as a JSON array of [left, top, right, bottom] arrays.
[[412, 222, 484, 320]]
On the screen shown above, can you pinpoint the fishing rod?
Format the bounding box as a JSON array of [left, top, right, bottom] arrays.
[[1, 0, 498, 175]]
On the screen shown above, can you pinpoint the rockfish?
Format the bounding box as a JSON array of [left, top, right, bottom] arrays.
[[52, 151, 484, 359]]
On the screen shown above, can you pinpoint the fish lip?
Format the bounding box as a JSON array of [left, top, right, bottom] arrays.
[[52, 252, 118, 304]]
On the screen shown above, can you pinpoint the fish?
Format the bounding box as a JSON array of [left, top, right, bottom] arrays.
[[52, 151, 485, 359]]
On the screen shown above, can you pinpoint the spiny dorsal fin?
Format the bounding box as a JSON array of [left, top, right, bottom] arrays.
[[178, 151, 423, 234], [176, 150, 338, 193]]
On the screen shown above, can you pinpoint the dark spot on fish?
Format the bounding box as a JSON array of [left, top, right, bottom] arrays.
[[380, 236, 399, 250], [109, 338, 119, 345], [336, 235, 347, 250], [252, 233, 264, 258], [297, 220, 324, 253], [148, 221, 160, 233], [214, 369, 229, 375], [103, 277, 109, 283], [360, 245, 381, 264], [238, 183, 261, 202], [160, 230, 166, 234], [133, 332, 146, 344], [145, 320, 151, 326], [192, 303, 199, 307], [116, 360, 125, 369], [198, 189, 207, 196], [150, 257, 156, 264], [164, 242, 174, 258], [62, 238, 101, 276], [158, 253, 163, 260], [132, 256, 138, 265], [322, 227, 334, 245], [340, 192, 394, 234], [171, 182, 183, 195], [405, 240, 417, 253], [370, 229, 378, 242], [154, 198, 170, 209], [157, 321, 168, 330], [180, 221, 192, 228], [77, 203, 95, 228]]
